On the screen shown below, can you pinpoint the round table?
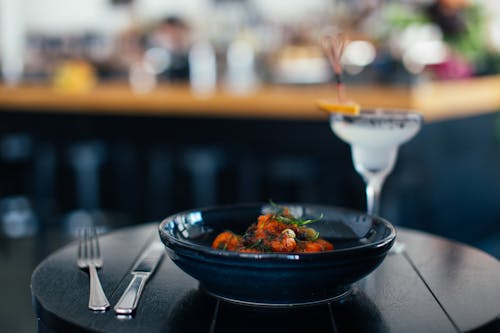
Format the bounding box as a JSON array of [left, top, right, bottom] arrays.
[[31, 223, 500, 333]]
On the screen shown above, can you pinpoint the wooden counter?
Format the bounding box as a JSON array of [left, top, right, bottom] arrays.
[[1, 75, 499, 122]]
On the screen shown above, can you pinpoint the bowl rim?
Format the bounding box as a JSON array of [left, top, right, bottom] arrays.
[[158, 202, 396, 261]]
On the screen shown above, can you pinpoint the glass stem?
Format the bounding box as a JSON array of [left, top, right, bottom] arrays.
[[365, 173, 387, 216]]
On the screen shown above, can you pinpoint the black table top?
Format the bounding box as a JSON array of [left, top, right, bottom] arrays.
[[31, 223, 500, 333]]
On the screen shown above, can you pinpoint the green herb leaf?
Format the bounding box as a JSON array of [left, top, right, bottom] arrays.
[[275, 213, 324, 226], [268, 199, 323, 226]]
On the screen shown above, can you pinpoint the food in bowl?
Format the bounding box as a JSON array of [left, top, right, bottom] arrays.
[[212, 204, 333, 253]]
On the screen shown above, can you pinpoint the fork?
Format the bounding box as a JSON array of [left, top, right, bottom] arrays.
[[77, 228, 110, 311]]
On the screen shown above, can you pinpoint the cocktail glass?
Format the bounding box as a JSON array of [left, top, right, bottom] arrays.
[[329, 108, 422, 217]]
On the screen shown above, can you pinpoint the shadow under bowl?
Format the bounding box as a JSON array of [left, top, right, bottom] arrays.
[[158, 203, 396, 307]]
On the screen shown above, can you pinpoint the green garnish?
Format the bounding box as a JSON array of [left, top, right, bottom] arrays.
[[268, 199, 324, 226], [274, 214, 324, 226], [244, 238, 271, 252], [247, 239, 263, 249]]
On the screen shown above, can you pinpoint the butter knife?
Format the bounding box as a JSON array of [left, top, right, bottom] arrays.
[[114, 242, 165, 315]]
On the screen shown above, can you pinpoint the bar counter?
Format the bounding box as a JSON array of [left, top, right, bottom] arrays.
[[1, 74, 499, 122]]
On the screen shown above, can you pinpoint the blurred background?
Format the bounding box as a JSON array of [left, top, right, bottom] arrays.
[[1, 0, 500, 331]]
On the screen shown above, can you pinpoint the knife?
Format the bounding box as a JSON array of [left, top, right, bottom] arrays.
[[114, 242, 165, 315]]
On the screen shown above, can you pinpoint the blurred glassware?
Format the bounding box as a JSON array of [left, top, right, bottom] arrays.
[[129, 59, 157, 94], [342, 40, 377, 75], [271, 44, 331, 84], [189, 40, 217, 97], [0, 0, 25, 86], [0, 196, 38, 238], [144, 47, 171, 75], [224, 39, 259, 94], [329, 109, 423, 216]]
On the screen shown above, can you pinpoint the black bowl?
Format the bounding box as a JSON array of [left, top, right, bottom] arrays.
[[158, 203, 396, 307]]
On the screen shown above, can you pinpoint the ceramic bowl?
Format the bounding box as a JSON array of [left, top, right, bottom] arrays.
[[158, 203, 395, 307]]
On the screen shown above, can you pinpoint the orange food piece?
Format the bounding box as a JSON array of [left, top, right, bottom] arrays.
[[212, 231, 243, 251], [257, 213, 272, 228], [300, 239, 334, 252], [302, 241, 324, 252], [212, 210, 334, 253], [270, 235, 297, 252], [316, 238, 334, 251], [316, 99, 360, 115]]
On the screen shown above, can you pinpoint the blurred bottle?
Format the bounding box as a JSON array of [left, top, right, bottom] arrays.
[[189, 40, 217, 97], [224, 38, 258, 94], [52, 59, 97, 93], [129, 59, 157, 94], [0, 0, 25, 85]]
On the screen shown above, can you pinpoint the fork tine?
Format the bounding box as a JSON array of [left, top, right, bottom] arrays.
[[89, 229, 95, 260], [92, 227, 100, 260], [84, 228, 90, 261], [78, 228, 88, 266]]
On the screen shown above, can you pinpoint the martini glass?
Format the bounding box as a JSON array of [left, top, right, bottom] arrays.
[[329, 108, 422, 220]]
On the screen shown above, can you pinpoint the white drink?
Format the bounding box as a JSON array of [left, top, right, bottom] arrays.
[[330, 109, 421, 173], [329, 109, 423, 215]]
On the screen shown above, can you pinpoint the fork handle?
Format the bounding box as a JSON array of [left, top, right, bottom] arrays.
[[88, 264, 110, 311]]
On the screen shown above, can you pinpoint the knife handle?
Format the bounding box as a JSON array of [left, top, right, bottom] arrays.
[[114, 272, 149, 315]]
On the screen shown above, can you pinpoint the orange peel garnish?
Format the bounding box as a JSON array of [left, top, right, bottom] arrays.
[[316, 99, 360, 116]]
